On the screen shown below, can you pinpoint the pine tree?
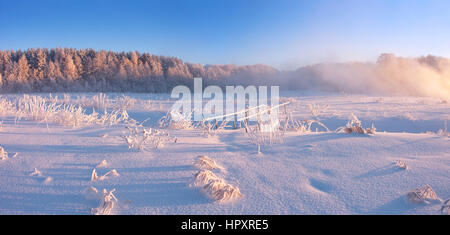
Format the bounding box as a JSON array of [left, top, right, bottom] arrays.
[[62, 54, 78, 80], [17, 54, 30, 82]]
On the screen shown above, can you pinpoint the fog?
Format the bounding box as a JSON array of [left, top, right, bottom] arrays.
[[281, 54, 450, 100]]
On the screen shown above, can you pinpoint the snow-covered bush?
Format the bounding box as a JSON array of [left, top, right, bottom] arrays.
[[407, 185, 439, 203], [336, 114, 376, 134], [194, 155, 224, 171], [122, 120, 177, 151]]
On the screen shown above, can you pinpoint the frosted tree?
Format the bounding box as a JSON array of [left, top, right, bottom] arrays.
[[17, 54, 30, 82], [187, 63, 205, 78], [46, 61, 63, 81], [0, 47, 285, 92], [31, 48, 47, 80], [62, 54, 78, 80]]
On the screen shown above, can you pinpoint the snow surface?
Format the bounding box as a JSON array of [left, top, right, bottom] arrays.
[[0, 92, 448, 214]]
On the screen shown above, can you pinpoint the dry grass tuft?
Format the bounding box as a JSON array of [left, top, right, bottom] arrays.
[[91, 169, 120, 181], [0, 95, 129, 128], [159, 110, 194, 129], [203, 179, 242, 203], [91, 189, 118, 215], [0, 146, 7, 161], [194, 155, 224, 171], [437, 120, 449, 137], [193, 170, 221, 187], [407, 185, 439, 203], [192, 168, 242, 202], [394, 160, 408, 170], [122, 120, 177, 151], [337, 114, 376, 135], [91, 169, 98, 181], [29, 168, 43, 177]]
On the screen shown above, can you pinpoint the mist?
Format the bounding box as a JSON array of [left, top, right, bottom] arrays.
[[281, 54, 450, 100]]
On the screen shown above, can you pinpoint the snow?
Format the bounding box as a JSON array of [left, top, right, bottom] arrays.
[[0, 92, 448, 214]]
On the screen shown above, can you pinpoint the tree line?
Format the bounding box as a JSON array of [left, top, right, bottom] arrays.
[[0, 48, 278, 92]]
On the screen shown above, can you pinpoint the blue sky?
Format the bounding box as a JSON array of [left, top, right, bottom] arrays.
[[1, 0, 449, 69]]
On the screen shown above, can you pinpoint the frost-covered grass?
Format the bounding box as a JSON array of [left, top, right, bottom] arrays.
[[194, 155, 225, 171], [0, 92, 448, 214], [121, 120, 177, 151], [0, 95, 130, 127]]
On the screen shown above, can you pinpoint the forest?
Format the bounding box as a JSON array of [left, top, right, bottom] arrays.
[[0, 48, 277, 92]]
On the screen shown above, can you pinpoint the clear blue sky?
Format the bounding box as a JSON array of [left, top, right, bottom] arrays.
[[1, 0, 449, 69]]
